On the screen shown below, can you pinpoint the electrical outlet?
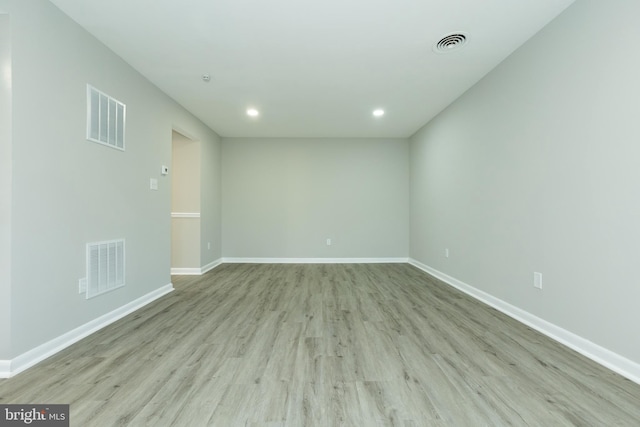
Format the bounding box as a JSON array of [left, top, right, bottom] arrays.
[[79, 278, 87, 294], [326, 238, 332, 246], [534, 272, 543, 290]]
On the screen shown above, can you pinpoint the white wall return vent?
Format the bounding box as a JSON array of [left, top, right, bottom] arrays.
[[86, 239, 125, 299], [87, 85, 126, 150]]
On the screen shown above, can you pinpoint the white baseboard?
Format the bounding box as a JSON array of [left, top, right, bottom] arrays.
[[0, 284, 174, 378], [408, 259, 640, 385], [201, 259, 223, 274], [171, 259, 223, 276], [221, 257, 409, 264], [170, 267, 201, 275], [0, 361, 10, 378]]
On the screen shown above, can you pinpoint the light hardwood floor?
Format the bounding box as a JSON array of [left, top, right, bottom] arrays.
[[1, 264, 639, 426]]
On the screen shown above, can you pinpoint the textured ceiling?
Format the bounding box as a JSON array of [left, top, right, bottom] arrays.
[[50, 0, 574, 138]]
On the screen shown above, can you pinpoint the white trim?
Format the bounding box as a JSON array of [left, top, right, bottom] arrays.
[[408, 259, 640, 385], [170, 259, 223, 276], [170, 267, 201, 275], [0, 284, 173, 378], [171, 125, 198, 142], [201, 259, 223, 274], [221, 257, 409, 264], [0, 361, 10, 378], [170, 212, 201, 218]]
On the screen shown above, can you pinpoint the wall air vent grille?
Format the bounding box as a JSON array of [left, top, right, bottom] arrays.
[[86, 239, 125, 299], [433, 33, 468, 53], [87, 85, 126, 150]]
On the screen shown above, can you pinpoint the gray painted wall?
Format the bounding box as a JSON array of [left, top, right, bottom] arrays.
[[0, 13, 11, 359], [200, 128, 223, 266], [1, 0, 221, 359], [222, 138, 409, 259], [410, 0, 640, 364]]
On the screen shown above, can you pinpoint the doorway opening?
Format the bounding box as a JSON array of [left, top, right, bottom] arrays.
[[171, 130, 201, 274]]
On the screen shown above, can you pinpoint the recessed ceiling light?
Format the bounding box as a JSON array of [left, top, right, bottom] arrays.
[[373, 109, 385, 117], [247, 108, 259, 117]]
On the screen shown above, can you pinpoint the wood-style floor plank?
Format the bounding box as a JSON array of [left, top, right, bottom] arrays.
[[1, 263, 639, 426]]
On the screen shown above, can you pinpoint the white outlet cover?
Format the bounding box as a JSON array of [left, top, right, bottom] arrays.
[[534, 272, 543, 289]]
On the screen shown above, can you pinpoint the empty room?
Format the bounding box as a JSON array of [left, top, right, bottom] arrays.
[[1, 0, 639, 425]]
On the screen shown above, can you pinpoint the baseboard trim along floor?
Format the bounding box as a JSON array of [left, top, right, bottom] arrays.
[[170, 268, 201, 275], [4, 263, 637, 424], [201, 259, 223, 274], [172, 258, 409, 277], [5, 260, 638, 385], [171, 259, 224, 276], [408, 258, 640, 385], [221, 257, 410, 264], [0, 284, 174, 378]]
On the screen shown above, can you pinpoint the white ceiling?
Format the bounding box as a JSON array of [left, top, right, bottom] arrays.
[[49, 0, 574, 138]]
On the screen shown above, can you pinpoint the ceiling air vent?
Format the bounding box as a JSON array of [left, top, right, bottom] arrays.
[[433, 33, 468, 53]]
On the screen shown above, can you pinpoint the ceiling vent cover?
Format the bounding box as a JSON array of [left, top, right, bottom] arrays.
[[433, 33, 468, 53]]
